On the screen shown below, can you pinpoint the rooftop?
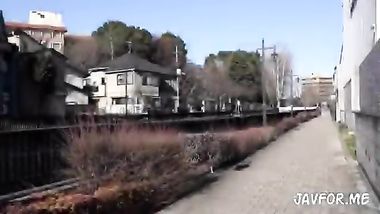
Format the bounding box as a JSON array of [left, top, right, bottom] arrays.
[[98, 54, 176, 76], [5, 21, 67, 32]]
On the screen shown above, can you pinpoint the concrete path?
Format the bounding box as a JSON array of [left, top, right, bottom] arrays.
[[159, 112, 379, 214]]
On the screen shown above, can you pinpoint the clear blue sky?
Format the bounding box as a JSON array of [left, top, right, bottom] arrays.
[[1, 0, 342, 77]]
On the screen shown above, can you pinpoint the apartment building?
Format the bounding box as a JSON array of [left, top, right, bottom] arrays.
[[3, 11, 89, 106], [301, 74, 333, 103], [5, 10, 66, 53]]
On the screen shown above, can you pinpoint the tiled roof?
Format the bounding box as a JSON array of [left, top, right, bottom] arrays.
[[100, 53, 176, 76], [5, 21, 67, 32]]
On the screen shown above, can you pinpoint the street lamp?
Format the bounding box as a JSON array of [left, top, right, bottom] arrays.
[[173, 43, 185, 113]]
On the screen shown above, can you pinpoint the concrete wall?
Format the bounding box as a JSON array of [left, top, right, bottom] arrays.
[[343, 80, 355, 130], [338, 0, 377, 115], [338, 0, 380, 196], [356, 114, 380, 194]]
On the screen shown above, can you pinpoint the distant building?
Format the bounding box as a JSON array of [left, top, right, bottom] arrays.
[[86, 53, 177, 115], [4, 11, 89, 107], [301, 74, 333, 102], [16, 31, 90, 106], [5, 10, 66, 53]]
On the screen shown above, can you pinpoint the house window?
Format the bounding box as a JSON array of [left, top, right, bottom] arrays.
[[52, 42, 61, 52], [32, 31, 43, 37], [117, 74, 125, 85], [101, 77, 106, 85], [112, 97, 133, 105], [117, 73, 133, 85], [142, 75, 148, 85], [53, 32, 58, 38], [142, 75, 159, 86]]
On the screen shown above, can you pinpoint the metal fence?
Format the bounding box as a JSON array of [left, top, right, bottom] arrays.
[[0, 110, 306, 195], [0, 127, 68, 194]]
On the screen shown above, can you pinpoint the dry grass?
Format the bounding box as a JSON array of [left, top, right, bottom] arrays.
[[64, 122, 186, 190]]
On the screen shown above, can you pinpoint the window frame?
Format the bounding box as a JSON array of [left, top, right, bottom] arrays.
[[52, 42, 62, 51], [112, 97, 133, 105], [142, 74, 159, 87], [117, 73, 133, 85]]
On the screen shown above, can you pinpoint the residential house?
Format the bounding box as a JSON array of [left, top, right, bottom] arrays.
[[336, 0, 380, 195], [86, 53, 177, 115], [16, 31, 90, 106]]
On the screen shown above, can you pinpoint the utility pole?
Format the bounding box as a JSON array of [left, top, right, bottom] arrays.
[[261, 39, 267, 126], [271, 47, 279, 108], [256, 39, 277, 126], [125, 41, 132, 115], [290, 69, 294, 117], [174, 44, 181, 113], [109, 35, 114, 61]]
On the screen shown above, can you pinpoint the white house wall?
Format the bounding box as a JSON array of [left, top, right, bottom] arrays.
[[88, 71, 106, 97], [340, 0, 377, 113], [105, 72, 135, 98], [65, 74, 84, 89], [105, 72, 159, 98], [66, 90, 88, 105]]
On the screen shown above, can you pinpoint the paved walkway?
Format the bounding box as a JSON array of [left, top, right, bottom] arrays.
[[160, 112, 379, 214]]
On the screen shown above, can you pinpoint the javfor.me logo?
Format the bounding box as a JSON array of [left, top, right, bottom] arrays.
[[293, 192, 370, 206]]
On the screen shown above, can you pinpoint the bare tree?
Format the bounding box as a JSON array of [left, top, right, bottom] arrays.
[[264, 51, 293, 107], [277, 52, 293, 100], [263, 63, 277, 106]]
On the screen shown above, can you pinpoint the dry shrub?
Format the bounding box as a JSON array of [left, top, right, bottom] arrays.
[[295, 112, 310, 122], [275, 117, 300, 136], [64, 122, 186, 187], [183, 127, 276, 168], [222, 127, 275, 159], [183, 133, 221, 165], [4, 112, 319, 214]]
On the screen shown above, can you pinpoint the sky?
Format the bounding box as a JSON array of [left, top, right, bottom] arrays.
[[1, 0, 342, 77]]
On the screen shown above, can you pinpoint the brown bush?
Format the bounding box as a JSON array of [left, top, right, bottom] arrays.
[[183, 127, 276, 168], [64, 123, 186, 188], [274, 117, 300, 136], [4, 112, 319, 214]]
